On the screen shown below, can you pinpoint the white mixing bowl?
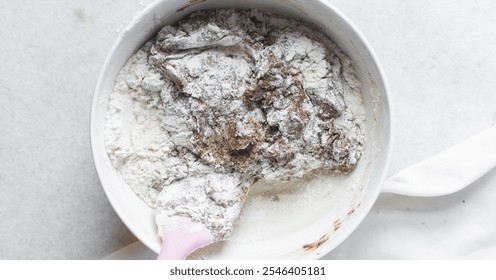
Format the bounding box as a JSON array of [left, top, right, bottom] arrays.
[[90, 0, 392, 259]]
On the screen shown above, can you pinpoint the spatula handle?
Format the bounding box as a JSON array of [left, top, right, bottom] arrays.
[[157, 217, 214, 260]]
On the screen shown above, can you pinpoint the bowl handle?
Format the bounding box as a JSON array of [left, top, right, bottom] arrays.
[[381, 125, 496, 197]]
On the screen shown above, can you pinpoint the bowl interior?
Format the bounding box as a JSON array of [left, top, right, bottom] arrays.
[[90, 0, 392, 259]]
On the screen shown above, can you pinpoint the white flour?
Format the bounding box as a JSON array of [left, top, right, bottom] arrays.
[[105, 9, 365, 241]]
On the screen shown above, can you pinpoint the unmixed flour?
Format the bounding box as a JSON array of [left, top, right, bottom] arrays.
[[105, 9, 365, 240]]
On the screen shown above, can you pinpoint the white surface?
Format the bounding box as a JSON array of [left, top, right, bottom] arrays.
[[1, 0, 495, 259]]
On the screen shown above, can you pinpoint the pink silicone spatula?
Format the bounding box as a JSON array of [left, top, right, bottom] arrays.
[[156, 216, 214, 260], [155, 174, 250, 260]]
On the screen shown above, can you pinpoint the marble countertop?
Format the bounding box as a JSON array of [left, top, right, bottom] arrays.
[[1, 0, 495, 259]]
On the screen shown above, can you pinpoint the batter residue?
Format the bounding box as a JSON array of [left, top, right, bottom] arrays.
[[105, 9, 364, 240]]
